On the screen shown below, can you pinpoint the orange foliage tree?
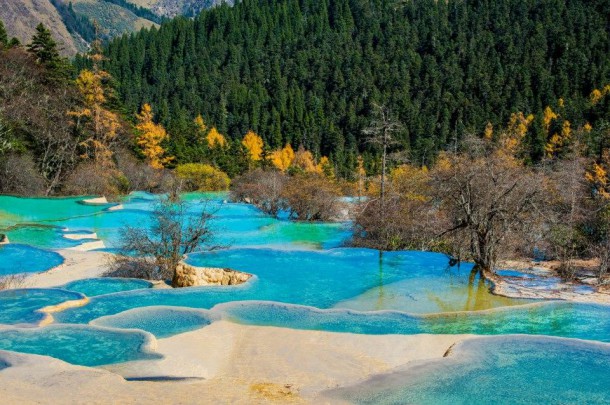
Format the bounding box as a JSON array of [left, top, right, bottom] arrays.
[[206, 127, 227, 148], [135, 104, 173, 169], [242, 130, 264, 162], [270, 144, 295, 171]]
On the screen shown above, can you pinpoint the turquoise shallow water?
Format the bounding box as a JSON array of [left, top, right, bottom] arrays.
[[60, 278, 153, 297], [0, 288, 84, 325], [0, 190, 610, 405], [325, 335, 610, 404], [92, 306, 217, 338], [0, 324, 161, 366], [51, 248, 532, 325], [0, 244, 63, 275], [217, 300, 610, 342]]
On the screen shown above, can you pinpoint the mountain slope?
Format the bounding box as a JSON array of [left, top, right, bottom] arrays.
[[100, 0, 610, 175], [0, 0, 80, 55], [128, 0, 232, 18], [70, 0, 157, 39], [0, 0, 231, 56]]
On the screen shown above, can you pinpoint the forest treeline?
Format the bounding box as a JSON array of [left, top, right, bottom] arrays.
[[84, 0, 610, 177]]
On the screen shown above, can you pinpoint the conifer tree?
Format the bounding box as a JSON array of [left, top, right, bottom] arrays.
[[27, 23, 70, 80]]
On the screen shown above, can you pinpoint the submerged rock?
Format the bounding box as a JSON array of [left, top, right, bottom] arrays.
[[173, 262, 252, 288], [0, 234, 8, 245]]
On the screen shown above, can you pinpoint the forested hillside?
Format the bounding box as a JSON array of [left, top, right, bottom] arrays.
[[95, 0, 610, 176]]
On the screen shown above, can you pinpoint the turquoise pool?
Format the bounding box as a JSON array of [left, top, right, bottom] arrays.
[[0, 324, 160, 366], [325, 335, 610, 404], [60, 278, 153, 297], [0, 244, 63, 275], [0, 190, 609, 405]]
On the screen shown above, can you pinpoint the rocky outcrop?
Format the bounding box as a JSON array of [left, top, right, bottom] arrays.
[[173, 262, 252, 288]]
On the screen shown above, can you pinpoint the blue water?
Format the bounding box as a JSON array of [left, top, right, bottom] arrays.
[[0, 244, 63, 275], [217, 300, 610, 342], [60, 278, 153, 297], [0, 289, 84, 325], [0, 188, 609, 399], [325, 335, 610, 404], [52, 248, 531, 325], [92, 306, 216, 338], [0, 324, 161, 366]]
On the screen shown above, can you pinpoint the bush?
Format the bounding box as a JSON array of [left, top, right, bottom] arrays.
[[62, 161, 120, 196], [281, 174, 343, 221], [0, 153, 46, 195], [230, 169, 287, 216], [175, 163, 230, 191]]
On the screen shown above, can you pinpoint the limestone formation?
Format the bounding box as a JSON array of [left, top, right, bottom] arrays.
[[173, 262, 252, 288]]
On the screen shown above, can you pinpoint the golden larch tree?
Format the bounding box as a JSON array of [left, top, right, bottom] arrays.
[[242, 130, 264, 161], [193, 115, 207, 143], [292, 146, 317, 172], [135, 104, 173, 169], [206, 127, 227, 148], [270, 144, 295, 171]]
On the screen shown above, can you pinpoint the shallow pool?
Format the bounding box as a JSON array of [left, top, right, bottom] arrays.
[[0, 324, 161, 366], [61, 278, 153, 297], [0, 244, 63, 276], [325, 335, 610, 404], [0, 288, 84, 325], [92, 306, 216, 338], [0, 191, 609, 384]]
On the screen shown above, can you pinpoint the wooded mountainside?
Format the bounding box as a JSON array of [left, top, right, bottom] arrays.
[[90, 0, 610, 177]]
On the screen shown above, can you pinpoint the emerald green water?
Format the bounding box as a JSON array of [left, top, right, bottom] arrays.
[[0, 192, 609, 403]]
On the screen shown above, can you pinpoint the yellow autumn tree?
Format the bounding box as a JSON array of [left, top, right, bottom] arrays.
[[586, 162, 610, 199], [500, 112, 533, 155], [483, 122, 493, 140], [590, 85, 610, 105], [270, 144, 295, 171], [135, 104, 173, 169], [292, 146, 317, 172], [542, 106, 558, 132], [317, 156, 334, 178], [193, 115, 207, 143], [71, 68, 121, 168], [391, 164, 430, 201], [206, 127, 227, 148], [545, 120, 572, 158], [242, 130, 264, 161]]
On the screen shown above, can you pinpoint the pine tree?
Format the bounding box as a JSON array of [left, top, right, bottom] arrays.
[[27, 23, 70, 80], [28, 24, 60, 65]]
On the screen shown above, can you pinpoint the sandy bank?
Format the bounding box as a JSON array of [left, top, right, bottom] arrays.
[[25, 250, 111, 288], [80, 197, 109, 205], [0, 322, 470, 404]]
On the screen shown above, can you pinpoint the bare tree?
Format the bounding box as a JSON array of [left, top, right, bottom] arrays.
[[230, 169, 288, 217], [431, 141, 544, 277], [281, 174, 343, 221], [362, 103, 403, 221], [107, 198, 218, 287], [0, 48, 81, 195]]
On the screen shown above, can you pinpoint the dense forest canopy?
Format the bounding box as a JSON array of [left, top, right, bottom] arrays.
[[90, 0, 610, 176]]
